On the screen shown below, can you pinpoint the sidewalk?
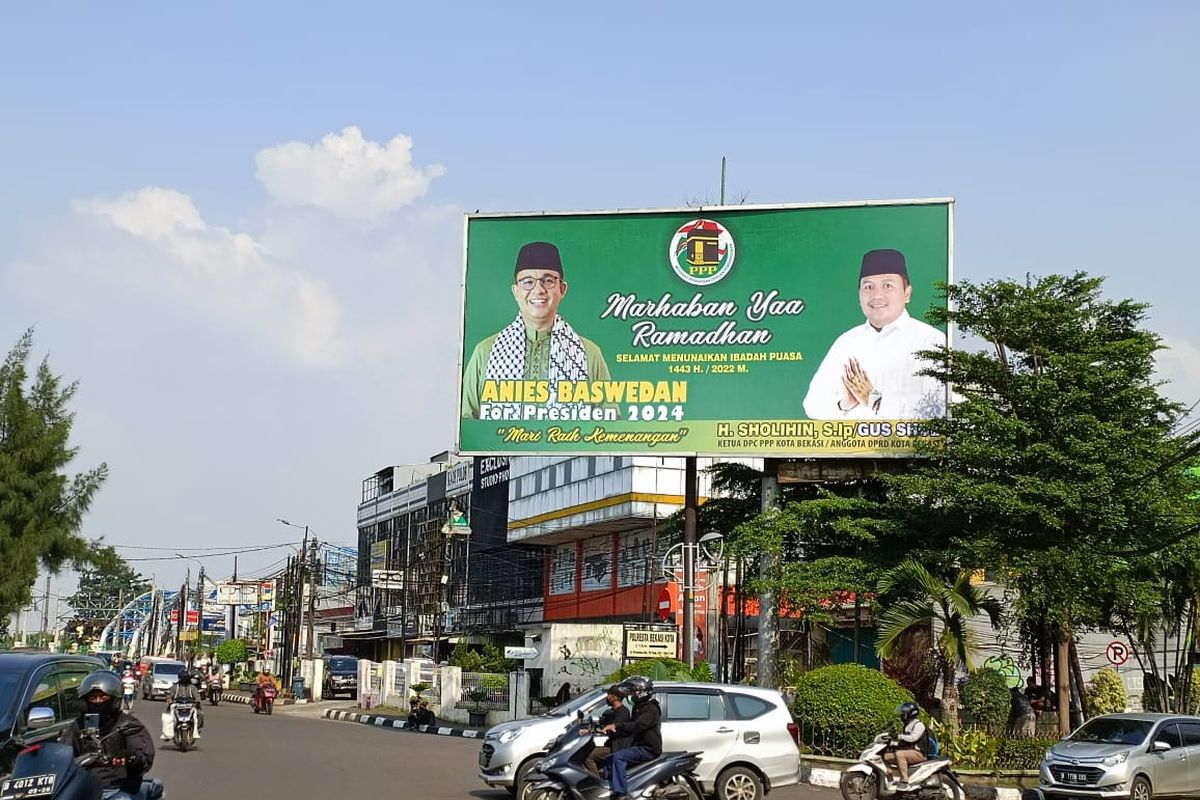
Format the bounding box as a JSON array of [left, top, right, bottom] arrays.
[[322, 706, 484, 740]]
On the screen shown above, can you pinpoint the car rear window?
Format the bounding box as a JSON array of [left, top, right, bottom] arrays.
[[727, 693, 773, 720], [153, 664, 185, 677], [328, 658, 357, 672]]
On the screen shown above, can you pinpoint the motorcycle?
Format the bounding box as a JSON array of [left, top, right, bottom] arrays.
[[171, 701, 199, 752], [525, 712, 703, 800], [207, 675, 222, 706], [1, 711, 164, 799], [839, 733, 965, 800], [252, 683, 276, 715]]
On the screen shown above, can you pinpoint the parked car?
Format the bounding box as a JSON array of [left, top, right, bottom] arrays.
[[1038, 712, 1200, 800], [478, 682, 800, 800], [141, 658, 187, 700], [0, 651, 106, 776], [323, 655, 359, 699]]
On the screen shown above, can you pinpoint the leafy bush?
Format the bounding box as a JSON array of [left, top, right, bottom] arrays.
[[1086, 669, 1128, 716], [215, 639, 248, 665], [791, 664, 914, 757], [605, 658, 709, 683], [448, 642, 485, 671], [995, 736, 1057, 770], [960, 668, 1011, 729], [930, 721, 997, 769]]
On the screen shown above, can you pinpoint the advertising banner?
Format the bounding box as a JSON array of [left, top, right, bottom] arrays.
[[458, 200, 951, 456]]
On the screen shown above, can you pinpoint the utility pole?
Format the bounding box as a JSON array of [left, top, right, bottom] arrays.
[[176, 572, 189, 661], [41, 576, 51, 646], [195, 566, 206, 661], [307, 538, 318, 659]]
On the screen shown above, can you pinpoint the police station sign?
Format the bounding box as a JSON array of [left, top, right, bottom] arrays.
[[624, 625, 679, 660], [458, 200, 952, 457]]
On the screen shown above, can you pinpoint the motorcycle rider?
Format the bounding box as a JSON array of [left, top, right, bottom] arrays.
[[254, 668, 275, 710], [602, 677, 661, 800], [165, 670, 202, 739], [120, 669, 137, 711], [583, 684, 632, 779], [61, 670, 156, 800], [885, 702, 927, 790]]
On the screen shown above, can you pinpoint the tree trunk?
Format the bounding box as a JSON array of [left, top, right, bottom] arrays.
[[941, 663, 959, 738], [1056, 633, 1071, 737], [1069, 640, 1089, 720]]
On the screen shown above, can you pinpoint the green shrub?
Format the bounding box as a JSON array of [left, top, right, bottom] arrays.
[[930, 722, 997, 769], [215, 639, 248, 665], [605, 658, 709, 683], [960, 668, 1011, 730], [995, 736, 1057, 770], [1086, 669, 1128, 716], [791, 664, 914, 757]]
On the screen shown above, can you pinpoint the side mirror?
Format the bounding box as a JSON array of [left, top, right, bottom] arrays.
[[27, 707, 56, 731], [1152, 741, 1172, 753], [576, 710, 584, 720]]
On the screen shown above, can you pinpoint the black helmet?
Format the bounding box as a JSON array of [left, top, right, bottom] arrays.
[[617, 676, 653, 702], [178, 671, 192, 686], [898, 701, 921, 723], [79, 670, 123, 722]]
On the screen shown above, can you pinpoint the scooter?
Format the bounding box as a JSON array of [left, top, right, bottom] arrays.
[[2, 712, 164, 799], [252, 683, 277, 715], [171, 701, 199, 752], [525, 713, 703, 800], [208, 675, 222, 706], [839, 733, 965, 800]]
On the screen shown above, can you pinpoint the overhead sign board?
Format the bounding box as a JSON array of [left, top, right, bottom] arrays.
[[216, 581, 275, 607], [371, 570, 405, 590], [458, 200, 951, 457]]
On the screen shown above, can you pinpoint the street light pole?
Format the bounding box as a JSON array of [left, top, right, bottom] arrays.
[[278, 519, 311, 686]]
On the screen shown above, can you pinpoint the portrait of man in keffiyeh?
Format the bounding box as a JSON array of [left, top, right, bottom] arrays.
[[461, 241, 612, 419]]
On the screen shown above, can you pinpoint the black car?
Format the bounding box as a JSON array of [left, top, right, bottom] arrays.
[[322, 656, 358, 699], [0, 651, 106, 776]]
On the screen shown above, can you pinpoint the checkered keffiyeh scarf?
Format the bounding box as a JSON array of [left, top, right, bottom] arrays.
[[484, 315, 589, 406]]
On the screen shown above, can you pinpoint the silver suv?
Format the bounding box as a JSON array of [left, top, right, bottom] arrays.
[[1039, 713, 1200, 800], [478, 682, 800, 800]]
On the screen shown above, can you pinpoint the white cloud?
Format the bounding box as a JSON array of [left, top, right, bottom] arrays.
[[255, 126, 445, 224], [68, 186, 344, 368], [1157, 336, 1200, 408]]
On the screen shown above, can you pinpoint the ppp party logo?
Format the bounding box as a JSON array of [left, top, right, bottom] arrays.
[[669, 219, 735, 286]]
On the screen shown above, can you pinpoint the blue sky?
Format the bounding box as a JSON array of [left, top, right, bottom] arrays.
[[1, 2, 1198, 598]]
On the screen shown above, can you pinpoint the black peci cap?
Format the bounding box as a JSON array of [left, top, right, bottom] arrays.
[[514, 242, 564, 277], [860, 249, 909, 281]]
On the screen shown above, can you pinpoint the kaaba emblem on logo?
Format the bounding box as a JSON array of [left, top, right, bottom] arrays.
[[668, 218, 736, 286]]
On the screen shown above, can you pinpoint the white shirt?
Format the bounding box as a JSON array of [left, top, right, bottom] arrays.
[[802, 310, 947, 420]]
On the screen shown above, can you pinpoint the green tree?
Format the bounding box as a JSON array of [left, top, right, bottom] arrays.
[[876, 558, 1002, 737], [216, 639, 249, 665], [0, 330, 108, 618], [67, 545, 150, 626], [878, 273, 1200, 731]]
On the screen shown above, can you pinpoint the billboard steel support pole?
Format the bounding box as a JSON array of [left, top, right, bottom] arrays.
[[683, 458, 698, 670], [758, 460, 779, 688]]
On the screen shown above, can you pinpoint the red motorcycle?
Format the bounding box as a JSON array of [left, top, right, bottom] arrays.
[[253, 683, 277, 715]]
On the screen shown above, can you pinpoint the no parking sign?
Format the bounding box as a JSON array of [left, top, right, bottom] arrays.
[[1106, 641, 1130, 666]]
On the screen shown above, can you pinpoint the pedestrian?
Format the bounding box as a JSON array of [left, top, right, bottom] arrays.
[[1008, 687, 1036, 737], [1025, 676, 1050, 715], [555, 682, 572, 705]]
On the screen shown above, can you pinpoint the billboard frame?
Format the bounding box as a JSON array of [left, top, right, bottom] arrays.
[[455, 197, 954, 458]]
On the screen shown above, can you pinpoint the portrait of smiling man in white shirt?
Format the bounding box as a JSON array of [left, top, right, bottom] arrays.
[[802, 248, 947, 420]]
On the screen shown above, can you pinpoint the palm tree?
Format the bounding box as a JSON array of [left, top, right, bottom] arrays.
[[876, 559, 1003, 736]]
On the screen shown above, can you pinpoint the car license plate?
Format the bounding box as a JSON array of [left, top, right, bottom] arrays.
[[1066, 773, 1088, 784], [0, 773, 57, 799]]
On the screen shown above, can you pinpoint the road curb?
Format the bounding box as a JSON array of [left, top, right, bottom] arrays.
[[220, 693, 309, 706], [803, 765, 1024, 800], [322, 708, 483, 739]]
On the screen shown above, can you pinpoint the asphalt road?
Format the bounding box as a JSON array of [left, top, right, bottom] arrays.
[[141, 699, 841, 800]]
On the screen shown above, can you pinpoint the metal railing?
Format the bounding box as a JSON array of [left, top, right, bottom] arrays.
[[457, 672, 509, 711]]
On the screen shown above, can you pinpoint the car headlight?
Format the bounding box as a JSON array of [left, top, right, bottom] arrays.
[[498, 729, 522, 744], [1102, 753, 1129, 767]]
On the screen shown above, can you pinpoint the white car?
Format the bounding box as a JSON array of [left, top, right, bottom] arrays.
[[141, 659, 186, 700], [478, 682, 800, 800]]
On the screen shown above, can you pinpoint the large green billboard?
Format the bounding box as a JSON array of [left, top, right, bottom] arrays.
[[457, 199, 952, 456]]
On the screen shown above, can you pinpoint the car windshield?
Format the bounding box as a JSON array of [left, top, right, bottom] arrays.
[[545, 688, 606, 718], [154, 664, 185, 677], [329, 658, 357, 672], [1069, 718, 1153, 745]]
